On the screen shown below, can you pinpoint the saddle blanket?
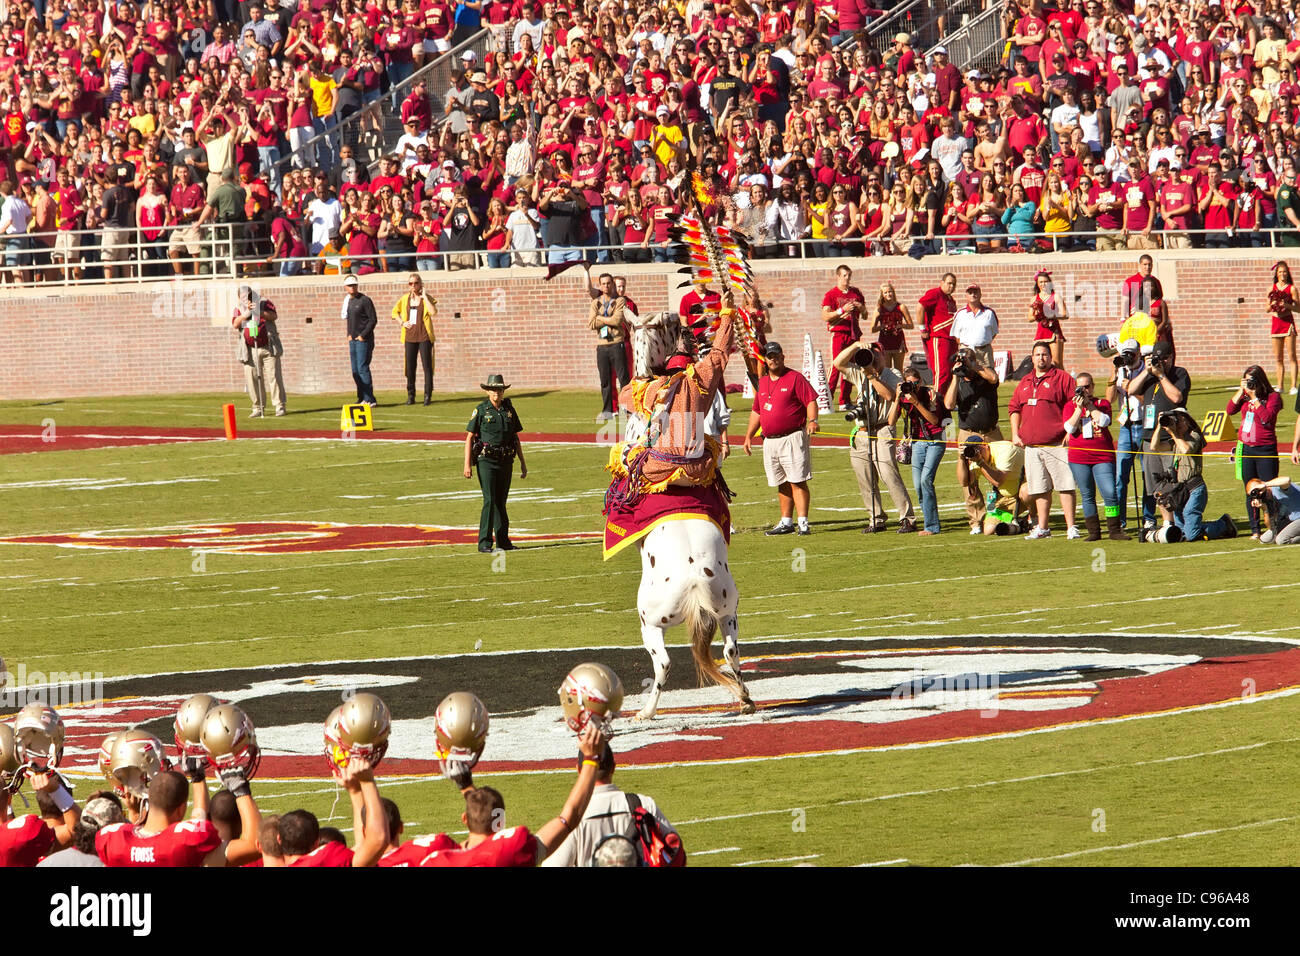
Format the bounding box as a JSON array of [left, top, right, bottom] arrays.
[[602, 481, 731, 560]]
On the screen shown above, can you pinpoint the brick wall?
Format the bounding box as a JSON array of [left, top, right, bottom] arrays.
[[0, 250, 1281, 400]]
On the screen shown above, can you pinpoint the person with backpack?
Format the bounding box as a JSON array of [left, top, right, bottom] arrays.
[[541, 744, 683, 867]]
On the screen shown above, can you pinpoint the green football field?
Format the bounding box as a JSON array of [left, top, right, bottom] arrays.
[[2, 381, 1298, 867]]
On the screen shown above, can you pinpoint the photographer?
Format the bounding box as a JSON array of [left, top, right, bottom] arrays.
[[1065, 373, 1129, 540], [1227, 367, 1283, 538], [1246, 477, 1300, 544], [1125, 341, 1188, 531], [539, 182, 589, 267], [944, 347, 1003, 534], [889, 366, 946, 536], [833, 337, 916, 534], [1106, 338, 1146, 531], [1147, 410, 1237, 543], [961, 436, 1030, 535]]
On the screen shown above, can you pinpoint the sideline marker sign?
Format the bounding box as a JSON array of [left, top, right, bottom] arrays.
[[341, 404, 373, 432]]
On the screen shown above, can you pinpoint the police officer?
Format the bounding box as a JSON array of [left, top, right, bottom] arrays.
[[463, 374, 527, 552]]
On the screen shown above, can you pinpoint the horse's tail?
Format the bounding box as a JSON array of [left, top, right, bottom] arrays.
[[683, 579, 738, 693]]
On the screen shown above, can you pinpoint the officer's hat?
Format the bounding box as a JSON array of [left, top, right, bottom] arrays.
[[480, 374, 511, 391]]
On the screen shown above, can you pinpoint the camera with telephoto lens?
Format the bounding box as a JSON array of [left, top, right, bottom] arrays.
[[960, 441, 982, 462], [1112, 349, 1137, 369], [1247, 486, 1270, 506], [844, 395, 871, 423]]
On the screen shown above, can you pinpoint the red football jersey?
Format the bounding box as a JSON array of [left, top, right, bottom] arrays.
[[378, 834, 458, 867], [96, 819, 221, 867], [0, 815, 55, 866], [418, 826, 540, 867], [290, 841, 355, 867]]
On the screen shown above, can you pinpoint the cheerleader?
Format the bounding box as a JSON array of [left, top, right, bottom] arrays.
[[1028, 269, 1067, 369], [871, 282, 913, 372], [1267, 260, 1299, 395]]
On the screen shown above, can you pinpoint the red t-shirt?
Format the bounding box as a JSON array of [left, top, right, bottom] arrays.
[[96, 819, 221, 866], [0, 815, 55, 866], [1008, 367, 1075, 446], [1120, 177, 1155, 231], [290, 841, 356, 866], [756, 369, 818, 437], [419, 826, 540, 867], [1201, 181, 1238, 231], [1065, 397, 1115, 464], [822, 285, 864, 333], [1159, 180, 1195, 229], [379, 834, 459, 867]]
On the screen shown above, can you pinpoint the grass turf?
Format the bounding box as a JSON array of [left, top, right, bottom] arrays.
[[1, 382, 1297, 866]]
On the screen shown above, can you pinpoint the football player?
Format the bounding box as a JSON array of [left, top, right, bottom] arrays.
[[0, 725, 81, 866], [280, 756, 388, 866], [374, 798, 456, 866], [419, 721, 607, 868], [95, 770, 223, 867]]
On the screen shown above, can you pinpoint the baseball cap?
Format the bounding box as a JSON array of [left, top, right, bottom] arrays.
[[966, 284, 981, 293], [963, 434, 985, 449], [966, 69, 980, 79], [343, 274, 359, 287], [470, 71, 487, 84], [461, 50, 476, 61], [656, 105, 670, 116], [895, 32, 910, 43], [933, 45, 947, 55], [1119, 337, 1141, 354], [1151, 341, 1173, 360], [763, 341, 784, 357], [82, 796, 125, 829]]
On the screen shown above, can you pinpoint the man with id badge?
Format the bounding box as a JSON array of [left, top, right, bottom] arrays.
[[390, 273, 438, 405], [1125, 340, 1190, 530]]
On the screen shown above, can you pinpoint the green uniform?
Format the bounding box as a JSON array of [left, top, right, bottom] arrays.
[[467, 398, 523, 550], [1278, 184, 1300, 247]]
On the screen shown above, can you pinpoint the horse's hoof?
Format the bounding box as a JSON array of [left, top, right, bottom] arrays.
[[633, 709, 656, 722], [738, 699, 756, 715]]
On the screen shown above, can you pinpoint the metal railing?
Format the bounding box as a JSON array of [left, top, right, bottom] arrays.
[[0, 223, 242, 288], [274, 28, 495, 177], [928, 2, 1006, 74], [0, 226, 1282, 290], [858, 0, 983, 63]]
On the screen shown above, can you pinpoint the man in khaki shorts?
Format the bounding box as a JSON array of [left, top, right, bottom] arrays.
[[743, 341, 820, 535], [1008, 342, 1079, 539]]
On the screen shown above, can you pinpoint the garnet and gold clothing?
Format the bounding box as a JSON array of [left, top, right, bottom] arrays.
[[612, 309, 736, 491], [289, 841, 355, 867], [0, 814, 55, 866], [379, 834, 458, 867], [418, 825, 541, 867], [96, 819, 221, 867]]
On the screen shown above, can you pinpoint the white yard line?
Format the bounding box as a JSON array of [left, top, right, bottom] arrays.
[[990, 816, 1300, 867], [732, 854, 819, 867]]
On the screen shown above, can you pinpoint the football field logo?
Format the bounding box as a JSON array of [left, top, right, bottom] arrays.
[[22, 634, 1299, 779], [0, 521, 600, 554]]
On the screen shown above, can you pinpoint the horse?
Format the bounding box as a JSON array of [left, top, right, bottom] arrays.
[[622, 314, 754, 721]]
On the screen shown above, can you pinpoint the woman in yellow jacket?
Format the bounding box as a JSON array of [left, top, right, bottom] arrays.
[[391, 273, 438, 405]]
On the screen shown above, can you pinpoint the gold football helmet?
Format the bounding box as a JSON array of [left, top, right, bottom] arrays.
[[200, 704, 260, 779], [110, 729, 169, 797], [558, 663, 624, 732], [12, 703, 65, 771], [0, 724, 23, 794], [98, 730, 123, 788], [433, 691, 489, 766], [174, 693, 222, 760], [323, 692, 390, 777]]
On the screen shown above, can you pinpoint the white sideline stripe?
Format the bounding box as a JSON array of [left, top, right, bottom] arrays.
[[733, 854, 819, 867], [669, 735, 1300, 827], [992, 816, 1300, 867], [691, 847, 741, 856], [856, 858, 909, 867]]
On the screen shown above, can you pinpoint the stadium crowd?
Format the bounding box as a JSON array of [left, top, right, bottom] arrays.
[[0, 666, 683, 867], [14, 0, 1300, 281]]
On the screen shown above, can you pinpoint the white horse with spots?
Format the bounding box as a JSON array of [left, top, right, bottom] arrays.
[[623, 312, 754, 721]]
